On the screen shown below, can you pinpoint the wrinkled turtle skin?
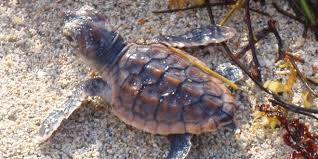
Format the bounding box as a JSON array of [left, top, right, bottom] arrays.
[[38, 6, 236, 159]]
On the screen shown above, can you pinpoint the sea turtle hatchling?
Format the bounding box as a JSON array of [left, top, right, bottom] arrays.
[[38, 6, 237, 159]]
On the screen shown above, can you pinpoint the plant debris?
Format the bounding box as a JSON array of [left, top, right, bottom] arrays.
[[256, 104, 318, 159]]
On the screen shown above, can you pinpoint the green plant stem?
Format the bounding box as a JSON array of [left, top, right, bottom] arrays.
[[300, 0, 316, 26]]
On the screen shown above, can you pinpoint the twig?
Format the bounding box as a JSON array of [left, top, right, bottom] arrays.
[[235, 25, 271, 58], [269, 17, 318, 97], [307, 77, 318, 86], [269, 99, 318, 120], [287, 0, 304, 17], [272, 2, 305, 24], [205, 0, 215, 25], [219, 0, 244, 26], [273, 1, 307, 38], [200, 0, 318, 119], [249, 8, 270, 17], [287, 56, 318, 98], [152, 1, 235, 14], [244, 0, 262, 82], [222, 43, 318, 118], [266, 20, 285, 61]]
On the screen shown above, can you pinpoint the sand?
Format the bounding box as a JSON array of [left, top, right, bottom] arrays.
[[0, 0, 317, 159]]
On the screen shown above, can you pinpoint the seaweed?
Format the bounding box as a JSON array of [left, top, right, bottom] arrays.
[[154, 1, 318, 156], [256, 104, 318, 159]]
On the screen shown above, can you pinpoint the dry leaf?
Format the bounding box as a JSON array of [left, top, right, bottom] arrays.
[[265, 59, 297, 94], [258, 58, 298, 129], [168, 0, 188, 9], [190, 0, 205, 6], [302, 90, 315, 108], [263, 80, 286, 93], [167, 0, 205, 9], [253, 111, 280, 129], [280, 59, 297, 93]]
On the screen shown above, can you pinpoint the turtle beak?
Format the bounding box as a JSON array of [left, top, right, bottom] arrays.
[[63, 29, 74, 42], [62, 22, 81, 48], [62, 11, 77, 43], [62, 28, 79, 49]]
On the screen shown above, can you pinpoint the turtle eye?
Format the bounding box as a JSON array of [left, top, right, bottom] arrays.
[[65, 35, 74, 42]]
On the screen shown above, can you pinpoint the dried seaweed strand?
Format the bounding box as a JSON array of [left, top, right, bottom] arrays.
[[272, 2, 305, 24], [244, 0, 262, 82], [257, 104, 318, 159], [199, 0, 318, 119], [287, 55, 318, 98], [153, 1, 235, 14]]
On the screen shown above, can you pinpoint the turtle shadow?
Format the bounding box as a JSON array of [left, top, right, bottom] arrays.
[[186, 91, 253, 159], [37, 102, 169, 159], [188, 129, 244, 159], [37, 102, 108, 158], [38, 91, 251, 159]]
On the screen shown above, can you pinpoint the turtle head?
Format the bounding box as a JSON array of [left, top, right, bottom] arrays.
[[63, 6, 126, 68]]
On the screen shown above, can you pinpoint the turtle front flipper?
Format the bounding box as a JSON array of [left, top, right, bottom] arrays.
[[155, 25, 236, 48], [36, 78, 111, 143], [166, 134, 192, 159]]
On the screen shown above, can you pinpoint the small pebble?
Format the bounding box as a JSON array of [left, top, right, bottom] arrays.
[[216, 62, 244, 82]]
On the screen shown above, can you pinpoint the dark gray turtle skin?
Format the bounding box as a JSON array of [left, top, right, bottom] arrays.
[[38, 6, 236, 159], [155, 25, 236, 48]]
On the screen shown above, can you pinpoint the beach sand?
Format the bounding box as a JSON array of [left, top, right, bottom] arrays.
[[0, 1, 317, 158]]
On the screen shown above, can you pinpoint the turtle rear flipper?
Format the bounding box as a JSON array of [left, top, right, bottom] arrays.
[[155, 25, 236, 48], [36, 78, 111, 143], [166, 134, 192, 159]]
